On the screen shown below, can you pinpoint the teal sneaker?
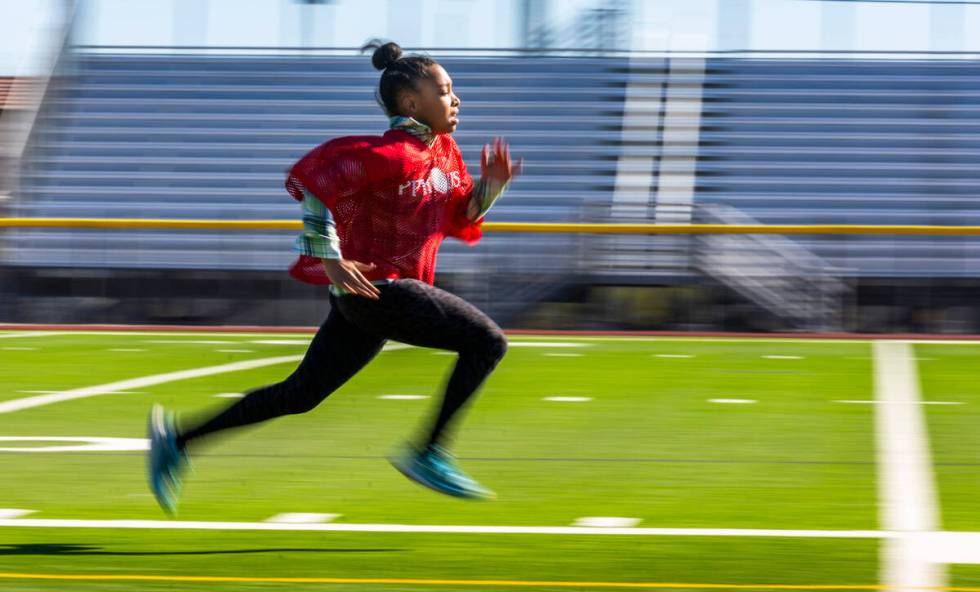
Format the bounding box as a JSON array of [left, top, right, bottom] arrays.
[[389, 443, 495, 500], [146, 404, 188, 515]]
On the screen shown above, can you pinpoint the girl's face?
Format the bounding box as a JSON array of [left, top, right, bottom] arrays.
[[401, 64, 460, 135]]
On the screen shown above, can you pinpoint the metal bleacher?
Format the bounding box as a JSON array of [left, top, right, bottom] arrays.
[[8, 52, 625, 274], [9, 52, 980, 282], [697, 58, 980, 278]]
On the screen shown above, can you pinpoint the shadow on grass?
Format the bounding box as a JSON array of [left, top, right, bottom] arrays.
[[0, 544, 402, 556]]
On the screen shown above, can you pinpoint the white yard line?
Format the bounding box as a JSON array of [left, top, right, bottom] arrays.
[[0, 518, 888, 537], [0, 355, 303, 415], [873, 341, 944, 591], [0, 436, 147, 453], [0, 332, 71, 339], [147, 340, 238, 344], [573, 517, 642, 528], [0, 509, 34, 519], [836, 400, 962, 406], [513, 336, 866, 343], [18, 390, 145, 395], [1, 343, 411, 415], [265, 513, 340, 524], [3, 331, 314, 338], [896, 340, 980, 345], [251, 340, 410, 350], [911, 532, 980, 564], [507, 342, 589, 348]]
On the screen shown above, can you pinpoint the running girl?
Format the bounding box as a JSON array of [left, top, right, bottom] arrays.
[[148, 40, 522, 513]]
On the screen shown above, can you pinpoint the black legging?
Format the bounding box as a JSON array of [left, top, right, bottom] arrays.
[[177, 279, 507, 449]]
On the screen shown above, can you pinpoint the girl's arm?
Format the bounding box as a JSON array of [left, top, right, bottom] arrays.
[[465, 176, 509, 222], [286, 140, 391, 298], [294, 189, 342, 260], [466, 137, 522, 222], [293, 188, 380, 299]]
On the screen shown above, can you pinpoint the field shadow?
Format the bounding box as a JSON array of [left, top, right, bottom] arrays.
[[0, 544, 402, 556]]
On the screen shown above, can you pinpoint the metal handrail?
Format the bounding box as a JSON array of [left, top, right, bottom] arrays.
[[8, 218, 980, 236]]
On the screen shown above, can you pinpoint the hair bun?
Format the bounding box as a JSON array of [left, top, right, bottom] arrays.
[[362, 40, 402, 71]]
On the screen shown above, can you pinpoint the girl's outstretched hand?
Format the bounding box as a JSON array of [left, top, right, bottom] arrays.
[[322, 258, 380, 300], [480, 137, 523, 184]]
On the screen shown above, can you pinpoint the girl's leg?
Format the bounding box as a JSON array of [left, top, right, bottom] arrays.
[[335, 279, 507, 447], [177, 300, 386, 449]]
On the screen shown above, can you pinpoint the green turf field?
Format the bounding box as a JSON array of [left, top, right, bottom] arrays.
[[0, 331, 977, 591]]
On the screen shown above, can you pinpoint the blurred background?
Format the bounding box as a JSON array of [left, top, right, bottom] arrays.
[[4, 0, 980, 333]]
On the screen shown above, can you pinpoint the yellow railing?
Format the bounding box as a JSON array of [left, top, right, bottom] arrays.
[[2, 217, 980, 236]]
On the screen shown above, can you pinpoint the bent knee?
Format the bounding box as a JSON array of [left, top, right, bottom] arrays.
[[484, 329, 508, 362]]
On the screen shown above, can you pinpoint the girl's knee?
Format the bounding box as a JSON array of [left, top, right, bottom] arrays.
[[484, 329, 508, 362], [457, 330, 506, 364]]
